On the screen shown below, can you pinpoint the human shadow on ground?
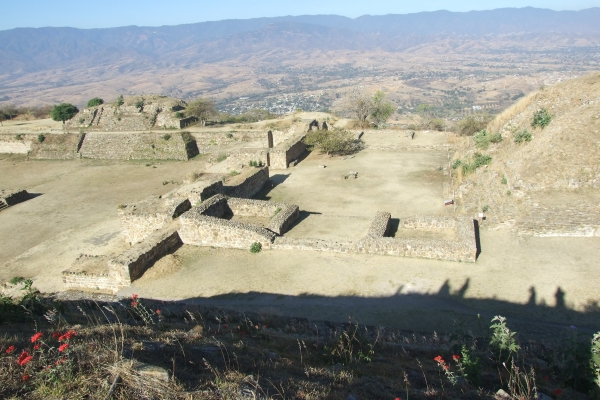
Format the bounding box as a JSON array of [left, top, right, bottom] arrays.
[[254, 174, 290, 200]]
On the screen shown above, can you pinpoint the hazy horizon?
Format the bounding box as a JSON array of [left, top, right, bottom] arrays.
[[2, 1, 599, 30]]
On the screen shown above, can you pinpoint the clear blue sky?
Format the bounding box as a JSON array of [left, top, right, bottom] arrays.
[[1, 0, 597, 30]]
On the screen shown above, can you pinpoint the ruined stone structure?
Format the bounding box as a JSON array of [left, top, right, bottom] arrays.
[[269, 134, 307, 170], [65, 96, 190, 131], [79, 132, 197, 160], [223, 167, 270, 198], [0, 133, 83, 159], [0, 189, 30, 211]]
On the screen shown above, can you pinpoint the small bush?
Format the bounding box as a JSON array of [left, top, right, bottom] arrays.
[[501, 176, 507, 184], [250, 242, 262, 253], [473, 130, 502, 149], [78, 117, 84, 124], [216, 153, 227, 162], [229, 170, 239, 177], [532, 108, 552, 129], [116, 95, 124, 106], [9, 276, 25, 285], [174, 112, 184, 118], [15, 134, 23, 141], [451, 159, 462, 169], [304, 128, 363, 156], [37, 134, 45, 143], [135, 99, 144, 112], [461, 152, 492, 175], [86, 97, 104, 107], [514, 130, 532, 144], [430, 118, 446, 131], [482, 205, 490, 213], [225, 132, 234, 139], [163, 134, 171, 141]]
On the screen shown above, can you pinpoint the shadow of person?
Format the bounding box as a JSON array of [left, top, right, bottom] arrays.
[[527, 286, 537, 306], [555, 287, 566, 309], [454, 278, 470, 298], [437, 279, 451, 297]]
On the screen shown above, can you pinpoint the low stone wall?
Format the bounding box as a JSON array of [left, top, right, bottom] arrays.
[[0, 135, 33, 154], [271, 237, 354, 253], [195, 194, 228, 217], [191, 131, 266, 151], [224, 167, 269, 198], [355, 237, 474, 262], [170, 180, 224, 206], [1, 189, 30, 206], [62, 255, 117, 292], [227, 197, 281, 217], [518, 204, 600, 237], [118, 195, 191, 244], [268, 205, 300, 235], [79, 132, 192, 161], [366, 212, 392, 238], [179, 213, 276, 250], [109, 228, 183, 288], [228, 148, 269, 169], [401, 215, 457, 229], [270, 134, 307, 169]]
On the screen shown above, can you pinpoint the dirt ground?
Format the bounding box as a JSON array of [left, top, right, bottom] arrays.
[[1, 128, 598, 337]]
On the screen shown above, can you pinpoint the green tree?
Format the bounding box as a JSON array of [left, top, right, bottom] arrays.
[[86, 97, 104, 107], [116, 95, 124, 107], [370, 90, 395, 127], [456, 114, 492, 136], [50, 103, 79, 124], [185, 98, 217, 126]]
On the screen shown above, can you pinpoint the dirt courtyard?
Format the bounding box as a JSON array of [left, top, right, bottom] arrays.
[[1, 129, 598, 336]]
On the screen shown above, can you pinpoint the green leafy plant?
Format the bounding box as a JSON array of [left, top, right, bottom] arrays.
[[532, 108, 552, 129], [225, 132, 234, 139], [15, 134, 23, 140], [490, 315, 520, 362], [501, 176, 508, 184], [37, 134, 45, 143], [250, 242, 262, 253], [456, 345, 481, 386], [116, 95, 124, 106], [473, 129, 502, 149], [174, 112, 184, 118], [514, 130, 532, 143], [452, 159, 462, 169], [229, 170, 240, 177], [135, 99, 144, 112], [461, 153, 492, 175], [9, 276, 25, 285], [482, 205, 490, 213], [216, 153, 227, 162], [86, 97, 104, 107], [78, 117, 84, 124], [163, 134, 171, 141]]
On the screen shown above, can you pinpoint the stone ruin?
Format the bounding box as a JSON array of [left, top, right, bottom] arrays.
[[0, 189, 30, 212], [65, 95, 196, 131]]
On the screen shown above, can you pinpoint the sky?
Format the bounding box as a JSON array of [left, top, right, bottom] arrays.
[[1, 0, 598, 30]]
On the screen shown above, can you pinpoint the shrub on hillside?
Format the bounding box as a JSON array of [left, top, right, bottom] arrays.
[[514, 130, 532, 144], [473, 130, 502, 149], [86, 97, 104, 107], [532, 108, 552, 129], [116, 95, 124, 107]]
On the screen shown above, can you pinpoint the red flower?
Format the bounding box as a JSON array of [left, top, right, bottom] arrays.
[[22, 374, 30, 381], [52, 332, 61, 338], [55, 357, 66, 365], [30, 332, 43, 343], [17, 351, 33, 366], [58, 330, 76, 342], [452, 354, 460, 361], [444, 365, 450, 370], [131, 294, 138, 300], [33, 345, 40, 350], [155, 309, 161, 315], [553, 389, 563, 396], [5, 345, 15, 354], [58, 343, 69, 352], [130, 301, 139, 308], [433, 355, 443, 362]]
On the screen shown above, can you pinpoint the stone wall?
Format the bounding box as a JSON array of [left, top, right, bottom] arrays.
[[1, 189, 30, 207], [226, 197, 282, 217], [118, 195, 191, 244], [0, 133, 83, 159], [195, 194, 228, 217], [0, 135, 32, 154], [179, 212, 276, 250], [79, 132, 192, 160], [518, 204, 600, 237], [270, 134, 307, 169], [224, 167, 269, 198], [66, 96, 188, 131], [170, 179, 224, 206], [191, 131, 266, 152], [228, 148, 270, 169], [62, 255, 117, 292], [268, 204, 300, 235], [366, 212, 392, 238], [271, 237, 354, 253], [109, 228, 183, 288]]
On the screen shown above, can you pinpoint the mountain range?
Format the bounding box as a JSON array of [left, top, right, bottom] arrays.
[[1, 8, 600, 75]]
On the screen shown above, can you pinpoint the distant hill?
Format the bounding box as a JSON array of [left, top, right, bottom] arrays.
[[1, 7, 600, 74]]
